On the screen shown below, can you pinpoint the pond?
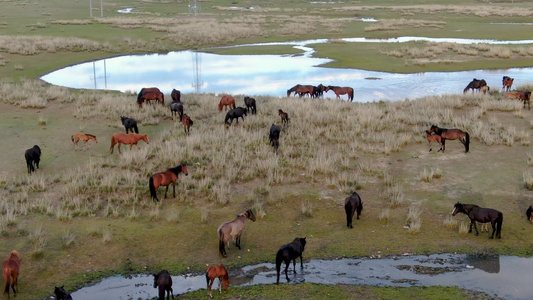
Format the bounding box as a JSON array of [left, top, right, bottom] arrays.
[[70, 254, 532, 300], [40, 37, 533, 103]]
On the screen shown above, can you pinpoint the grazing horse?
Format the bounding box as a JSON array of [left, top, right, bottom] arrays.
[[344, 192, 363, 228], [137, 87, 164, 108], [24, 145, 41, 174], [219, 95, 236, 112], [502, 76, 514, 92], [3, 250, 21, 300], [463, 78, 487, 94], [452, 202, 503, 239], [121, 116, 139, 134], [153, 270, 173, 300], [429, 125, 469, 153], [314, 84, 326, 98], [182, 113, 193, 135], [425, 130, 443, 152], [217, 209, 256, 257], [171, 88, 181, 102], [278, 109, 289, 125], [275, 237, 306, 284], [480, 85, 490, 95], [526, 204, 533, 223], [71, 133, 97, 150], [244, 96, 257, 114], [287, 84, 314, 97], [269, 124, 281, 151], [170, 101, 184, 121], [54, 286, 73, 300], [225, 107, 247, 125], [149, 164, 188, 202], [506, 91, 531, 110], [325, 85, 354, 101], [206, 265, 229, 299], [109, 133, 149, 154]]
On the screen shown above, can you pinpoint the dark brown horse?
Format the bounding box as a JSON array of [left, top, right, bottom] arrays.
[[244, 96, 256, 114], [71, 133, 97, 151], [344, 192, 363, 228], [170, 101, 184, 121], [278, 109, 289, 125], [502, 76, 514, 92], [429, 125, 469, 153], [153, 270, 173, 300], [54, 286, 73, 300], [452, 202, 502, 239], [276, 237, 306, 284], [425, 130, 443, 152], [219, 95, 236, 111], [526, 204, 533, 223], [287, 84, 314, 97], [137, 87, 164, 108], [171, 88, 181, 102], [205, 265, 229, 299], [506, 91, 531, 110], [24, 145, 41, 174], [121, 116, 139, 134], [463, 78, 487, 94], [269, 124, 281, 151], [109, 133, 149, 154], [325, 85, 354, 101], [182, 113, 193, 135], [3, 250, 21, 300], [217, 209, 256, 257], [149, 164, 188, 202]]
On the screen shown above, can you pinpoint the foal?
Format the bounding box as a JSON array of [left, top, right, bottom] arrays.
[[182, 113, 193, 135], [425, 130, 443, 152], [205, 265, 229, 299], [153, 270, 173, 300], [72, 133, 97, 151], [278, 109, 289, 125], [3, 250, 21, 300]]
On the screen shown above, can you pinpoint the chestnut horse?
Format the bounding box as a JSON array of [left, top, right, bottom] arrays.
[[219, 95, 236, 111], [137, 87, 164, 108], [109, 133, 149, 154], [344, 192, 363, 228], [506, 91, 531, 110], [429, 125, 469, 153], [3, 250, 21, 300], [325, 85, 354, 101], [71, 133, 97, 150], [278, 109, 289, 125], [153, 270, 173, 300], [425, 130, 443, 152], [452, 202, 502, 239], [182, 113, 193, 135], [149, 164, 188, 202], [502, 76, 514, 92], [217, 209, 256, 257], [287, 84, 314, 97], [205, 265, 229, 299]]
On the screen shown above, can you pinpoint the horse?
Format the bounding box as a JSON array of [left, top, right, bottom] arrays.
[[182, 113, 193, 135], [109, 133, 149, 154], [171, 88, 181, 102], [24, 145, 41, 174], [244, 96, 257, 114], [506, 91, 531, 110], [287, 84, 314, 97], [149, 164, 188, 202], [275, 237, 306, 284], [205, 265, 229, 299], [3, 250, 21, 300], [463, 78, 487, 94], [121, 116, 139, 134], [269, 124, 281, 151], [217, 209, 256, 257], [278, 109, 289, 125], [452, 202, 503, 239], [344, 192, 363, 229], [225, 107, 247, 125], [170, 101, 184, 121], [153, 270, 173, 300], [325, 85, 354, 101], [54, 286, 73, 300], [314, 84, 326, 98], [137, 87, 163, 108], [71, 133, 97, 151], [526, 204, 533, 223], [480, 85, 490, 95], [219, 95, 236, 112], [429, 125, 470, 153], [425, 130, 443, 152], [502, 76, 514, 92]]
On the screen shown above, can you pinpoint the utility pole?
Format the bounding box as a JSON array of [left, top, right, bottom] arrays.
[[191, 52, 203, 93], [189, 0, 200, 16], [89, 0, 103, 17]]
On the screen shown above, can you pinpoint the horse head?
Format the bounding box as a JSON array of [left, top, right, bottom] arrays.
[[299, 237, 306, 248], [142, 134, 149, 144], [181, 163, 189, 176], [245, 209, 256, 222], [152, 273, 160, 288], [452, 202, 463, 215]]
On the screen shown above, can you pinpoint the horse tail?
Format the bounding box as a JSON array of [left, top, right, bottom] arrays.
[[109, 135, 116, 153], [275, 249, 283, 284], [161, 93, 164, 105], [496, 213, 503, 238], [133, 124, 139, 134], [464, 132, 470, 153], [3, 268, 10, 295], [526, 206, 532, 220], [71, 135, 74, 142], [189, 119, 194, 126], [218, 227, 226, 256], [149, 176, 157, 201]]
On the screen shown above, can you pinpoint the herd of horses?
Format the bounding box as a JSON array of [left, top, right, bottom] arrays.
[[287, 84, 354, 101], [463, 76, 531, 109]]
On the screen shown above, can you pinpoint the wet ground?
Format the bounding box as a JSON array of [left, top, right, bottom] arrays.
[[70, 254, 533, 300]]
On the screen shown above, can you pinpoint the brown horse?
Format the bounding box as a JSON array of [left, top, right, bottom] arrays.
[[3, 250, 21, 300], [219, 95, 236, 111], [463, 78, 487, 94], [171, 88, 181, 102], [452, 202, 503, 239], [287, 84, 314, 97], [526, 204, 533, 223], [217, 209, 256, 257], [425, 130, 443, 152], [109, 133, 149, 154], [429, 125, 469, 153], [325, 85, 354, 101], [137, 87, 164, 108], [506, 91, 531, 110], [182, 113, 193, 135], [71, 133, 97, 150], [278, 109, 289, 125], [480, 85, 490, 95], [149, 164, 188, 202], [205, 265, 229, 299], [502, 76, 514, 92], [153, 270, 173, 300]]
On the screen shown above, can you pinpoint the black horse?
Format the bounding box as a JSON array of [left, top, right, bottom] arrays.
[[25, 145, 41, 174], [121, 116, 139, 134], [344, 192, 363, 228], [526, 204, 533, 223], [269, 124, 281, 151], [153, 270, 173, 300], [463, 78, 487, 94], [244, 96, 257, 114], [224, 107, 247, 125], [276, 237, 306, 284], [170, 101, 184, 121], [171, 88, 181, 102], [54, 286, 73, 300], [452, 202, 503, 239]]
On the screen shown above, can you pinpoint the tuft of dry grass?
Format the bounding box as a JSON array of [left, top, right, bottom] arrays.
[[443, 215, 458, 230]]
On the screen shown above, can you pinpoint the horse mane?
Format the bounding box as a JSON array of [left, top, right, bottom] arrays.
[[8, 250, 19, 259], [85, 134, 96, 138]]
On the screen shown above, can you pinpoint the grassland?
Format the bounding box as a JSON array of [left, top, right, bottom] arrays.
[[1, 0, 533, 299]]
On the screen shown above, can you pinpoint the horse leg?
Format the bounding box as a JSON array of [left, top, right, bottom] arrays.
[[172, 182, 176, 198], [117, 143, 122, 154], [490, 221, 496, 239], [284, 261, 290, 282], [236, 235, 241, 250], [472, 220, 479, 236], [441, 139, 446, 152], [218, 277, 222, 294], [208, 278, 214, 298], [300, 254, 304, 268], [164, 185, 169, 199]]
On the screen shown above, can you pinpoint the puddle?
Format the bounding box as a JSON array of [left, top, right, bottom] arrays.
[[117, 8, 133, 13], [71, 254, 533, 300]]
